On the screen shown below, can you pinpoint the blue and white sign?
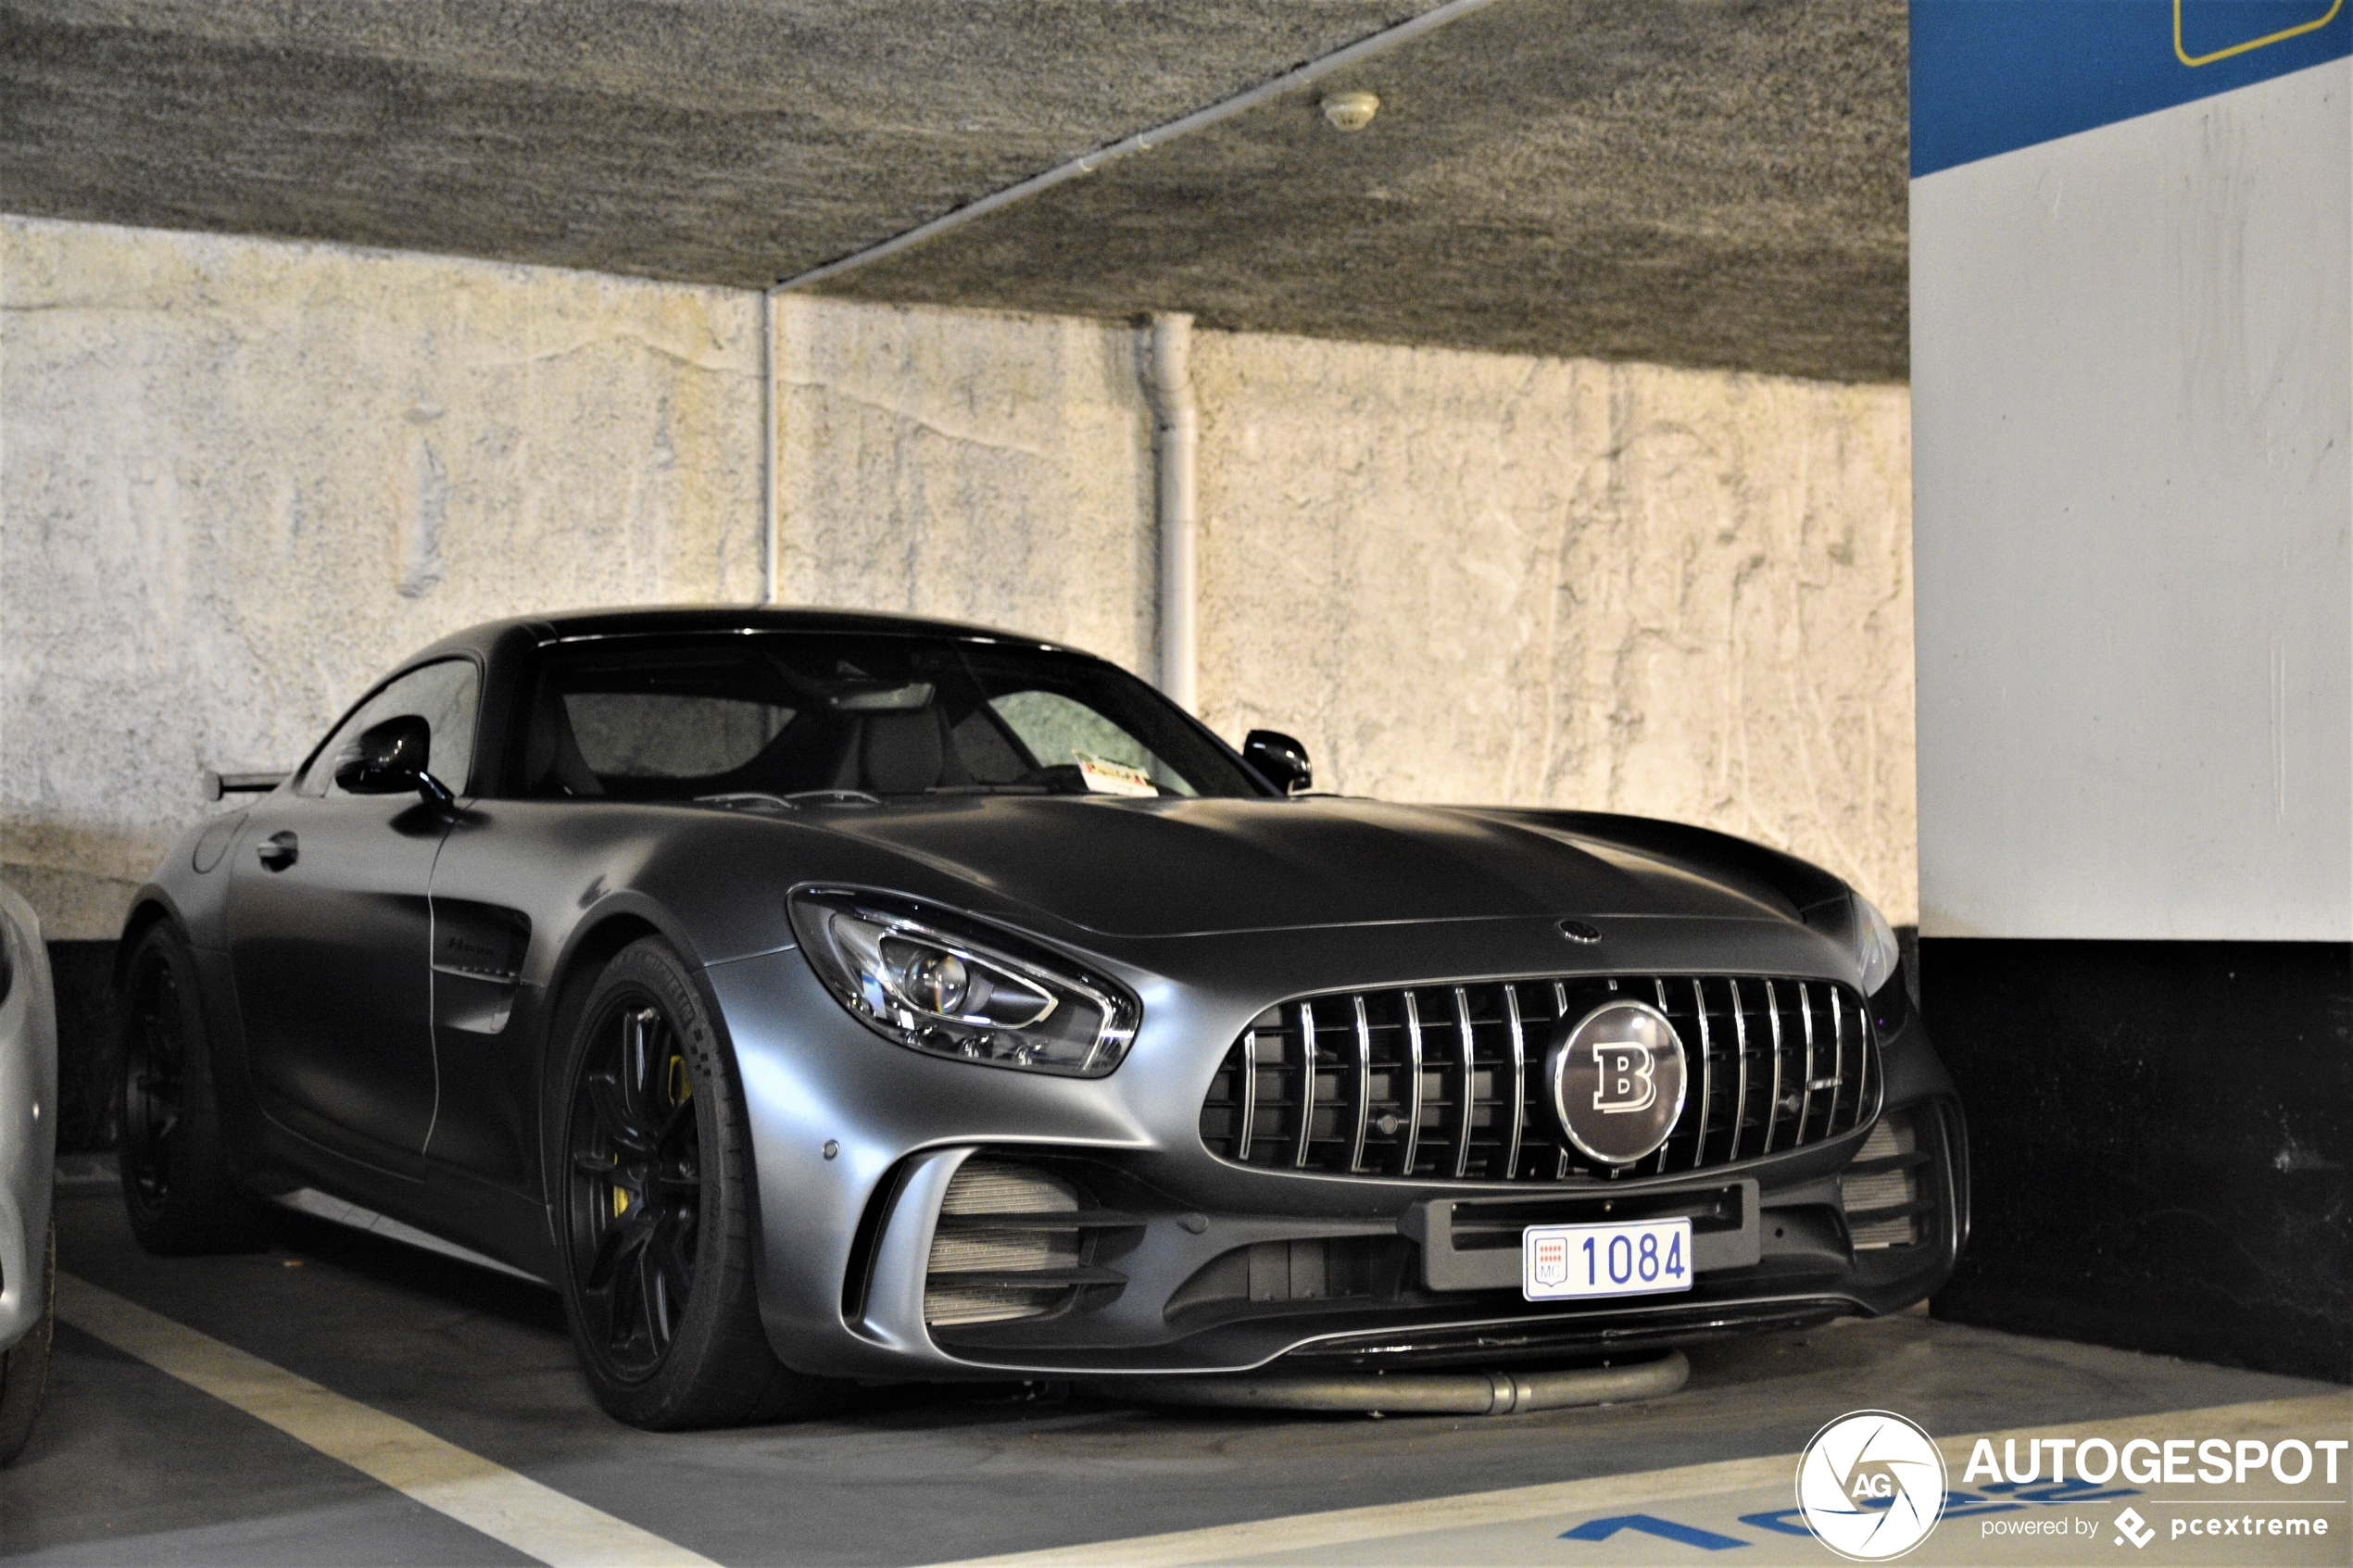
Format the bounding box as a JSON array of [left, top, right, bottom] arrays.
[[1913, 0, 2349, 175], [1911, 0, 2350, 946]]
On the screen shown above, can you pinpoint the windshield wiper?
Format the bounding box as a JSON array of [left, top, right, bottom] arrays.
[[923, 784, 1050, 796], [695, 792, 800, 812], [693, 789, 886, 811]]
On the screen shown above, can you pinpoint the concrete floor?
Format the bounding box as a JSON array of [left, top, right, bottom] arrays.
[[4, 1177, 2347, 1566]]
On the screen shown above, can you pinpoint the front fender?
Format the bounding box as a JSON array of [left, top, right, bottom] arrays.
[[705, 945, 1154, 1379], [0, 888, 58, 1352]]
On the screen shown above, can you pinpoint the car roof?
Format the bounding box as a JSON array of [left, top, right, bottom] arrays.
[[403, 604, 1075, 669]]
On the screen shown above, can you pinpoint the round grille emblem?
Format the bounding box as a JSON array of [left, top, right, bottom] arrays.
[[1547, 999, 1688, 1165], [1557, 919, 1602, 944]]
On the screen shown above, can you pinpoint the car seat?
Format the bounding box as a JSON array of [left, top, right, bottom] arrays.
[[522, 683, 607, 797]]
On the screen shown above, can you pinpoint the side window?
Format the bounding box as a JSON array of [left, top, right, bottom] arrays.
[[300, 659, 482, 798]]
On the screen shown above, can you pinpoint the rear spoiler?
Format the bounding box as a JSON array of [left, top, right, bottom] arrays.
[[201, 770, 288, 801]]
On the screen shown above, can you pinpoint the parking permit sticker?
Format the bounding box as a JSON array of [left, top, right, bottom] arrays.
[[1076, 751, 1157, 797]]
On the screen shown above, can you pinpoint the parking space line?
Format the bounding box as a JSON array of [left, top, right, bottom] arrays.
[[56, 1273, 719, 1568], [914, 1452, 1804, 1568], [914, 1393, 2353, 1568]]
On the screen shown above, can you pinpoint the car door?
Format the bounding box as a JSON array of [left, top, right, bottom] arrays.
[[226, 658, 480, 1158]]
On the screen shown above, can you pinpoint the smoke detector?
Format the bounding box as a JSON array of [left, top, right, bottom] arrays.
[[1321, 92, 1380, 132]]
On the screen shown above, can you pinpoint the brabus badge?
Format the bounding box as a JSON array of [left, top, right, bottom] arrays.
[[1557, 919, 1602, 944], [1547, 999, 1688, 1164]]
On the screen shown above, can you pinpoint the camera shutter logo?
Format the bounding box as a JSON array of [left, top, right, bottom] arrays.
[[1795, 1410, 1948, 1561], [1548, 1000, 1687, 1165]]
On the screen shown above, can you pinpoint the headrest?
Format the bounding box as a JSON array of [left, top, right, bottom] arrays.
[[524, 684, 605, 797]]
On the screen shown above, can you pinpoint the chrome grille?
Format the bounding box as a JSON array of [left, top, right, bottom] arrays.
[[1198, 975, 1880, 1181]]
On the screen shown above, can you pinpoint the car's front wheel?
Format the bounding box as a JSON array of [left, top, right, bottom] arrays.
[[553, 936, 838, 1429]]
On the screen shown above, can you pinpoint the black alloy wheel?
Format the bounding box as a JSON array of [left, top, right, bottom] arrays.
[[551, 936, 839, 1428], [565, 998, 703, 1375], [120, 943, 187, 1212], [116, 924, 262, 1255]]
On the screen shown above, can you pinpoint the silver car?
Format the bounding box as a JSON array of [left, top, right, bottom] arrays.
[[0, 879, 57, 1463]]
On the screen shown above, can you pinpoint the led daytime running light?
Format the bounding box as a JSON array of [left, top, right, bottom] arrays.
[[789, 889, 1139, 1077]]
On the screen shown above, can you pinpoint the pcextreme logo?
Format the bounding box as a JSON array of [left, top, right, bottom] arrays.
[[1796, 1410, 1950, 1561]]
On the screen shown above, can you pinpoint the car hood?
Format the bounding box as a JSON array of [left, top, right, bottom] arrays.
[[801, 795, 1804, 939]]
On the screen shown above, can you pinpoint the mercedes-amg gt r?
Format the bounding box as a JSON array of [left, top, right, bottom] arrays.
[[117, 606, 1966, 1427]]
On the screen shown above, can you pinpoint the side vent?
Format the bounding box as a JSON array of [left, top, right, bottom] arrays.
[[1841, 1115, 1932, 1250], [922, 1160, 1130, 1329]]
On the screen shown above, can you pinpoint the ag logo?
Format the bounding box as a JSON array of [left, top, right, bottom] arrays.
[[1547, 1000, 1686, 1165], [1796, 1410, 1948, 1561]]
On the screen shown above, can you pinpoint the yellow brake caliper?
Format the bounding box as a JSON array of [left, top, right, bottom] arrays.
[[609, 1055, 689, 1221]]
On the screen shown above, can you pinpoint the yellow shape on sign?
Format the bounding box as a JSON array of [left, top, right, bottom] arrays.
[[2174, 0, 2343, 66]]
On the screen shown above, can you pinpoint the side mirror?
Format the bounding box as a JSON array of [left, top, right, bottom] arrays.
[[1242, 729, 1313, 796], [334, 715, 454, 808]]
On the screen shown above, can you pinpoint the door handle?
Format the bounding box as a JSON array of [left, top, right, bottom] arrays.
[[256, 831, 299, 872]]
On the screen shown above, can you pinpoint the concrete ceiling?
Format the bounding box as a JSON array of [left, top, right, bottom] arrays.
[[1, 1, 1909, 382]]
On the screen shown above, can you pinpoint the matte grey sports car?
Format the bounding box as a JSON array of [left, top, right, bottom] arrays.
[[120, 606, 1966, 1428]]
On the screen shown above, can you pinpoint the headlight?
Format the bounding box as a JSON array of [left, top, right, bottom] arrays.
[[1852, 891, 1900, 998], [788, 889, 1139, 1077]]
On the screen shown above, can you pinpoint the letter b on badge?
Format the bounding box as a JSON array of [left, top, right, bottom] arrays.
[[1592, 1043, 1657, 1113]]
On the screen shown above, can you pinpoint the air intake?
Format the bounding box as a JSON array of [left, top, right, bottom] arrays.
[[922, 1160, 1130, 1329], [1841, 1115, 1931, 1249]]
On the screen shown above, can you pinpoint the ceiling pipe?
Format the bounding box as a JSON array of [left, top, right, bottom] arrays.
[[769, 0, 1509, 295], [1146, 314, 1199, 712], [759, 286, 781, 605]]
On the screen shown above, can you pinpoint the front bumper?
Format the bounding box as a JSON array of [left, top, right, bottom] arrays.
[[707, 919, 1966, 1381]]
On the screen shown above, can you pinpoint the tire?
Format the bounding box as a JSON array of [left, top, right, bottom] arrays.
[[0, 1219, 54, 1466], [118, 923, 266, 1255], [552, 936, 841, 1429]]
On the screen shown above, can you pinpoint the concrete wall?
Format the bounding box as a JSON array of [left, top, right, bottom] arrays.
[[776, 298, 1157, 675], [2, 217, 764, 937], [3, 220, 1916, 954], [1189, 332, 1916, 922], [776, 298, 1918, 920]]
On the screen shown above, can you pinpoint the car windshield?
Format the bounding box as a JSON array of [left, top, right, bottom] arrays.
[[506, 631, 1265, 802]]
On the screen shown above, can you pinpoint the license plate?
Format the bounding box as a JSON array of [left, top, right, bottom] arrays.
[[1523, 1219, 1693, 1301]]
